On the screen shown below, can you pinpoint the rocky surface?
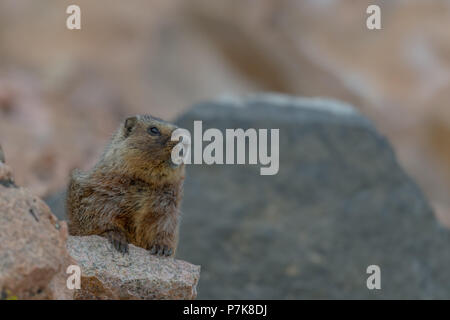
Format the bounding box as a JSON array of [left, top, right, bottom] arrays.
[[67, 236, 200, 300], [0, 157, 74, 300], [174, 94, 450, 299]]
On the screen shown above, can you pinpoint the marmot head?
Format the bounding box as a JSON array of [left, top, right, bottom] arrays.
[[108, 115, 184, 179]]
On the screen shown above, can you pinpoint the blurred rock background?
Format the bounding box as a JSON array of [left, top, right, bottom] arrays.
[[174, 95, 450, 299], [0, 0, 449, 223]]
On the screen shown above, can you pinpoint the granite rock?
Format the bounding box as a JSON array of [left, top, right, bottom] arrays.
[[67, 235, 200, 300], [0, 160, 73, 300]]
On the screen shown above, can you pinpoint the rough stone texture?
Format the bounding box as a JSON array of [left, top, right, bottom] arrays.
[[0, 161, 74, 300], [175, 94, 450, 299], [67, 235, 200, 300]]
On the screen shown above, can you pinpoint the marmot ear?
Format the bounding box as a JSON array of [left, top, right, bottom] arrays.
[[124, 116, 138, 136]]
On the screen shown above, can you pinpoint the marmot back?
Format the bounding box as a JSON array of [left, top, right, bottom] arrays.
[[67, 115, 185, 256]]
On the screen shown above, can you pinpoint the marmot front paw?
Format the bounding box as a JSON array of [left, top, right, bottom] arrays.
[[105, 230, 129, 254], [149, 244, 173, 257]]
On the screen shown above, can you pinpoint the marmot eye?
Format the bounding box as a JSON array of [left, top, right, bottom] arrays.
[[148, 126, 161, 136]]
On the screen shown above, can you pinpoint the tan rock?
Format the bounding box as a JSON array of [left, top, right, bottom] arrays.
[[0, 160, 13, 187], [0, 161, 74, 300], [67, 236, 200, 300]]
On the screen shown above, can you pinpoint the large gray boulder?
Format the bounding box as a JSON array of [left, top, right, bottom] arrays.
[[175, 94, 450, 299]]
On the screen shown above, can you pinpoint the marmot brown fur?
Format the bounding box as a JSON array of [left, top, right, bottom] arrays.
[[67, 115, 185, 257]]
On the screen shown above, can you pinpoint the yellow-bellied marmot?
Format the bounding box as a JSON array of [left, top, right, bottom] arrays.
[[67, 115, 185, 257]]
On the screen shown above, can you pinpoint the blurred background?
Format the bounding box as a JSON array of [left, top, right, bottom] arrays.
[[1, 0, 450, 226]]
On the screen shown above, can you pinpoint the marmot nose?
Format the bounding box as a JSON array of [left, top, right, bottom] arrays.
[[167, 134, 183, 146], [166, 138, 177, 147]]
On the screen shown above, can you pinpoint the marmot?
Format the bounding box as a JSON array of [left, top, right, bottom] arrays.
[[67, 115, 185, 257]]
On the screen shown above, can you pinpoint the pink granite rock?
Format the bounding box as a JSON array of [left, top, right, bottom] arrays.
[[0, 160, 74, 299], [67, 235, 200, 300]]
